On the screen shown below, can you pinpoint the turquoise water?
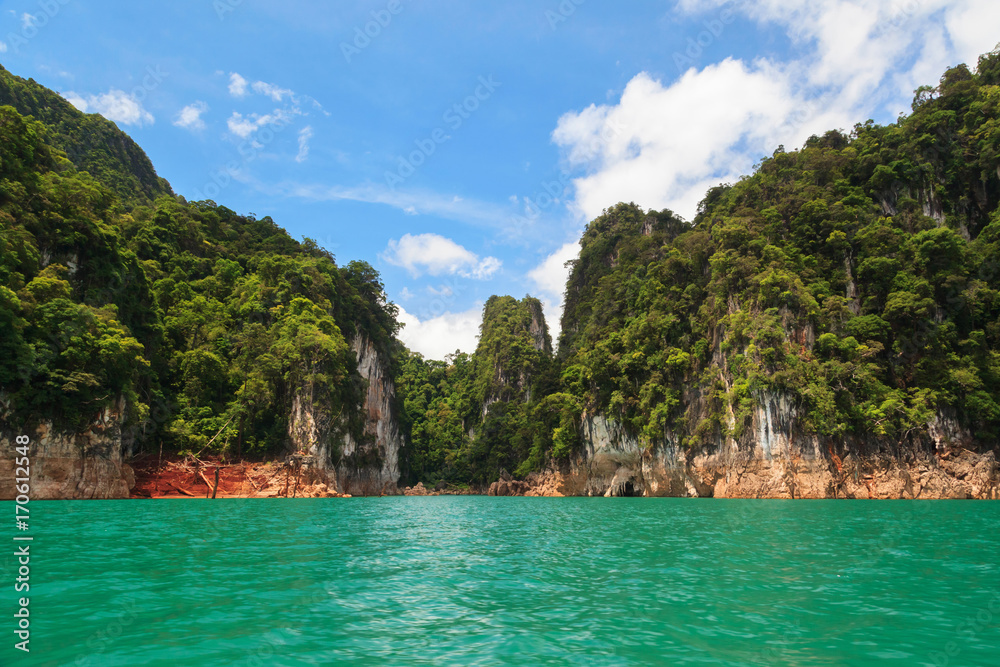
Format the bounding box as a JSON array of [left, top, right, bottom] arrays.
[[3, 498, 999, 666]]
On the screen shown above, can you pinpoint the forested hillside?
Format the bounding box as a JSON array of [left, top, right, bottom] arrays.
[[0, 67, 398, 474], [395, 51, 1000, 494], [0, 64, 171, 202], [3, 51, 1000, 497], [553, 53, 1000, 452], [397, 295, 563, 487]]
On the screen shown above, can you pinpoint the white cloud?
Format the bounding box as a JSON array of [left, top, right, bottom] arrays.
[[252, 80, 294, 101], [228, 72, 249, 98], [295, 126, 313, 163], [527, 240, 580, 343], [381, 233, 501, 279], [0, 40, 7, 53], [469, 256, 502, 279], [61, 89, 155, 127], [226, 110, 288, 138], [427, 285, 454, 297], [528, 241, 579, 300], [174, 101, 209, 131], [556, 0, 1000, 221], [397, 305, 482, 360], [229, 72, 302, 105], [21, 13, 34, 29], [63, 93, 88, 111], [554, 60, 799, 222]]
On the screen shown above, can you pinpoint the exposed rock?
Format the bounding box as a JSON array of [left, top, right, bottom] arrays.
[[268, 332, 408, 497], [404, 482, 431, 496], [526, 299, 551, 355], [295, 482, 349, 498], [288, 391, 333, 469], [844, 252, 860, 315], [919, 184, 947, 227], [0, 333, 408, 500], [335, 335, 403, 496], [487, 479, 531, 496], [562, 397, 1000, 499], [928, 412, 974, 450], [522, 469, 566, 497], [0, 400, 134, 500], [604, 468, 639, 497]]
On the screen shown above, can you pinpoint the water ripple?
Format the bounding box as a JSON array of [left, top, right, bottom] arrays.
[[4, 497, 999, 666]]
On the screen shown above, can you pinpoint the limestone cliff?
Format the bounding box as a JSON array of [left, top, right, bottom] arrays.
[[333, 335, 403, 495], [0, 333, 406, 500], [285, 334, 404, 495], [0, 398, 135, 500], [541, 400, 999, 499], [540, 64, 1000, 498], [477, 295, 552, 415]]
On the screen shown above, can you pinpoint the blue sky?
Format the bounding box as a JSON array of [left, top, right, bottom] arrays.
[[1, 0, 997, 358]]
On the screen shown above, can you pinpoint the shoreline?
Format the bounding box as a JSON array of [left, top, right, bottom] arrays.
[[3, 446, 996, 501], [128, 454, 355, 499], [8, 494, 998, 501]]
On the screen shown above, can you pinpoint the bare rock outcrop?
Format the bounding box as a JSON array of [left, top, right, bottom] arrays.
[[561, 394, 1000, 499], [335, 335, 403, 496], [404, 482, 432, 496], [0, 400, 135, 500], [487, 478, 531, 496], [287, 334, 404, 496]]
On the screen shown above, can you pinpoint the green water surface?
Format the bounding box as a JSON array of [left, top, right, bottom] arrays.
[[2, 498, 999, 666]]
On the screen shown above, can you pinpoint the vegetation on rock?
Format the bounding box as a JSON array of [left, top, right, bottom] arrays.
[[3, 51, 1000, 489], [397, 51, 1000, 481], [0, 66, 397, 461]]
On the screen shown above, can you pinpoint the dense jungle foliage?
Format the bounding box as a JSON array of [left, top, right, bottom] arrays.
[[398, 51, 1000, 483], [396, 295, 568, 486], [0, 64, 171, 202], [550, 53, 1000, 450], [3, 52, 1000, 486], [0, 66, 398, 459]]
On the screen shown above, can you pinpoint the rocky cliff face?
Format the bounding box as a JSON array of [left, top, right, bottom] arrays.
[[542, 60, 1000, 498], [334, 335, 403, 495], [286, 386, 338, 487], [0, 398, 135, 500], [286, 335, 404, 495], [526, 299, 550, 355], [546, 397, 999, 499], [1, 334, 406, 501]]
